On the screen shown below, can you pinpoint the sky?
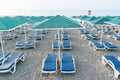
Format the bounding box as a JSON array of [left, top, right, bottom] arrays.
[[0, 0, 120, 16]]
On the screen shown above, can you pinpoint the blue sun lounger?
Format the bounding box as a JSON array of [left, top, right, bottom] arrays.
[[55, 34, 69, 40], [52, 41, 60, 50], [61, 53, 76, 73], [79, 29, 90, 34], [16, 40, 25, 49], [62, 34, 70, 40], [27, 34, 43, 40], [0, 52, 11, 65], [0, 52, 25, 74], [27, 34, 34, 39], [81, 34, 99, 40], [102, 55, 120, 78], [102, 40, 117, 50], [55, 34, 61, 40], [110, 34, 120, 40], [59, 30, 68, 34], [16, 30, 25, 34], [35, 34, 43, 40], [103, 30, 112, 35], [36, 30, 47, 34], [91, 33, 100, 40], [2, 35, 15, 40], [25, 40, 36, 48], [81, 34, 92, 40], [62, 40, 72, 50], [42, 54, 57, 74], [89, 40, 105, 51]]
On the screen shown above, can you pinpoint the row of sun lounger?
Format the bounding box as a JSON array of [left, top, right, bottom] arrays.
[[53, 30, 72, 50], [16, 40, 36, 49], [79, 29, 90, 34], [0, 52, 25, 74], [59, 29, 68, 34], [36, 29, 48, 34], [2, 34, 19, 40], [27, 34, 43, 40], [55, 34, 70, 40], [42, 53, 76, 74], [108, 34, 120, 40], [89, 40, 117, 51], [81, 33, 100, 40], [52, 40, 72, 50], [16, 30, 27, 34]]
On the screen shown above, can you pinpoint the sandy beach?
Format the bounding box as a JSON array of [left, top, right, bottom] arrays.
[[0, 29, 120, 80]]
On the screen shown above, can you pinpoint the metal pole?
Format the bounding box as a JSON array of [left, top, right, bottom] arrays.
[[0, 31, 5, 58], [58, 29, 60, 60], [100, 25, 103, 42], [24, 25, 27, 42]]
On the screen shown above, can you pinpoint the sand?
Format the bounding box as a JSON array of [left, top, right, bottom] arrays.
[[0, 29, 120, 80]]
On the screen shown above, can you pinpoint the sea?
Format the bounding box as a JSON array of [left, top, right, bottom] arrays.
[[0, 10, 120, 17]]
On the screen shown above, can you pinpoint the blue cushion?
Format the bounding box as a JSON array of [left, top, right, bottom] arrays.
[[46, 54, 57, 62], [62, 62, 74, 71], [26, 40, 35, 46], [85, 34, 92, 39], [0, 52, 24, 71], [16, 40, 25, 47], [104, 55, 120, 72], [43, 62, 56, 71], [102, 41, 117, 48], [62, 54, 72, 62], [63, 41, 71, 48], [63, 34, 69, 39], [0, 53, 11, 62], [43, 54, 57, 71], [28, 34, 34, 39], [92, 41, 104, 48], [53, 41, 59, 48], [35, 34, 42, 39]]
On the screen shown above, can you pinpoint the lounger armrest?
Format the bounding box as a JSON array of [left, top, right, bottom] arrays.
[[118, 57, 120, 62], [108, 60, 115, 69]]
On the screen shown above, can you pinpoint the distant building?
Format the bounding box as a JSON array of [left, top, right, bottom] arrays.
[[88, 10, 92, 16]]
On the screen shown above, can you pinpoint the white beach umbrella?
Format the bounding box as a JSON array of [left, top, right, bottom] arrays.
[[0, 31, 5, 59]]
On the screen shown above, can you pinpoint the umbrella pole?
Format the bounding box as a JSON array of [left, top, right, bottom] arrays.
[[100, 25, 103, 42], [24, 26, 27, 42], [0, 32, 5, 58], [58, 29, 61, 61]]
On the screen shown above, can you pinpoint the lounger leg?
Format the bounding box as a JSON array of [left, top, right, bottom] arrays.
[[34, 44, 36, 48], [114, 71, 119, 79], [21, 55, 25, 61], [102, 57, 107, 65], [93, 47, 97, 51], [10, 63, 16, 74]]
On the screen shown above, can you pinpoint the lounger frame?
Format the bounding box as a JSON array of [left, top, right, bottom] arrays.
[[89, 41, 105, 51], [52, 41, 61, 50], [41, 55, 57, 74], [62, 41, 72, 50], [102, 41, 117, 50], [60, 55, 76, 73], [102, 56, 120, 78], [0, 53, 25, 74]]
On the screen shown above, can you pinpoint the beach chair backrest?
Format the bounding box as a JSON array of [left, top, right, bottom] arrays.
[[62, 54, 73, 62], [45, 54, 57, 62]]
